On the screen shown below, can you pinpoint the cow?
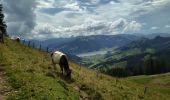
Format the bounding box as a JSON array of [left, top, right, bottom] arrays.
[[51, 51, 71, 78], [15, 37, 20, 42], [10, 36, 20, 42]]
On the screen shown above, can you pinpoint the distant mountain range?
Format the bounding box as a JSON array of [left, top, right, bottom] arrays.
[[144, 33, 170, 39], [25, 33, 170, 54], [52, 34, 140, 54], [133, 33, 170, 39], [24, 33, 170, 63], [23, 37, 76, 50], [119, 36, 170, 52], [25, 34, 140, 54]]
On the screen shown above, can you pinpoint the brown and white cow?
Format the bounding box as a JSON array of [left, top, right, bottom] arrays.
[[51, 51, 71, 78]]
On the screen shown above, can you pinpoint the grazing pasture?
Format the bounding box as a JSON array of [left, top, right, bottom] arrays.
[[0, 38, 170, 100]]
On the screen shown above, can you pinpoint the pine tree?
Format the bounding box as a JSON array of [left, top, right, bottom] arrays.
[[0, 27, 3, 43], [0, 3, 7, 37]]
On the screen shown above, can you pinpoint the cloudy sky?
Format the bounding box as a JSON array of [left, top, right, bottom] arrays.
[[1, 0, 170, 39]]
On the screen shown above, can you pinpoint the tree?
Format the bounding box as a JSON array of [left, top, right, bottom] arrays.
[[0, 29, 3, 43], [0, 3, 7, 39]]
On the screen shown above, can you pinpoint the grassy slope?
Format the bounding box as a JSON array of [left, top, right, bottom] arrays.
[[127, 73, 170, 99], [0, 39, 78, 100], [0, 38, 170, 100]]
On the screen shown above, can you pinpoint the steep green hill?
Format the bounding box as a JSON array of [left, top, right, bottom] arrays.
[[0, 38, 170, 100]]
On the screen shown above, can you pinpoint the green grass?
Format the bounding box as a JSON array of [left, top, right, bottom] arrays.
[[128, 76, 153, 84], [0, 39, 79, 100], [0, 38, 170, 100], [127, 73, 170, 99]]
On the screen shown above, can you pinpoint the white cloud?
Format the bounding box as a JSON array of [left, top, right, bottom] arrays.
[[151, 26, 158, 30], [2, 0, 37, 36], [165, 25, 170, 28], [37, 0, 55, 8], [27, 18, 142, 39], [123, 21, 142, 33], [32, 19, 122, 38], [64, 2, 82, 11], [3, 0, 170, 39]]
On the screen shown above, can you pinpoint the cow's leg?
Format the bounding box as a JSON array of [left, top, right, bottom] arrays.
[[66, 69, 71, 78], [65, 61, 71, 77], [61, 66, 64, 75], [52, 62, 57, 71]]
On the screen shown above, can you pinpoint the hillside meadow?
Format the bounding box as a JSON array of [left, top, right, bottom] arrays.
[[0, 38, 170, 100]]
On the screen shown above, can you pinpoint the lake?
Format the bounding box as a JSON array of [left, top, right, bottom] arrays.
[[77, 50, 108, 57]]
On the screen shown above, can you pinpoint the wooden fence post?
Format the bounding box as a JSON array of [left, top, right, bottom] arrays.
[[39, 44, 41, 51], [79, 62, 81, 70], [144, 86, 148, 95], [32, 42, 35, 48], [28, 41, 31, 47], [22, 40, 25, 44], [46, 47, 49, 52]]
